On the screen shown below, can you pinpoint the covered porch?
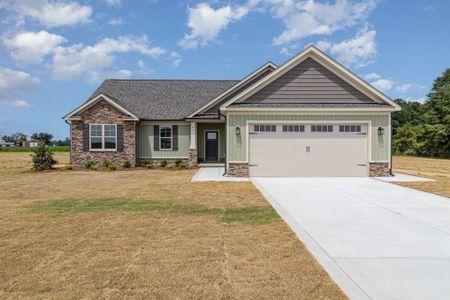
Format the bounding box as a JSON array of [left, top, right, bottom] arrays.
[[189, 120, 226, 165]]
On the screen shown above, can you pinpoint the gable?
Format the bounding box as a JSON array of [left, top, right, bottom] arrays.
[[241, 57, 375, 105]]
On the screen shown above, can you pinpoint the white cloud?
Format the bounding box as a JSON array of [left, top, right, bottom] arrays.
[[51, 35, 166, 82], [179, 3, 249, 49], [85, 69, 132, 85], [395, 83, 412, 93], [279, 47, 291, 56], [103, 0, 122, 7], [169, 52, 182, 67], [0, 67, 38, 110], [328, 27, 377, 67], [270, 0, 377, 45], [108, 18, 124, 25], [137, 60, 154, 75], [315, 40, 331, 51], [3, 31, 67, 64], [363, 72, 381, 80], [2, 0, 92, 27], [371, 78, 394, 92]]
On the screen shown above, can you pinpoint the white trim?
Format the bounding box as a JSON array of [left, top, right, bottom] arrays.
[[64, 94, 139, 121], [204, 130, 220, 163], [388, 113, 392, 170], [190, 122, 197, 149], [89, 124, 117, 151], [220, 45, 400, 111], [188, 62, 277, 118], [159, 125, 173, 151], [140, 121, 189, 125], [224, 111, 392, 116], [245, 120, 372, 176], [221, 107, 398, 112]]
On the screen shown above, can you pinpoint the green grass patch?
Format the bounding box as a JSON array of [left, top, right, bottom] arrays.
[[0, 146, 70, 152], [28, 198, 279, 224]]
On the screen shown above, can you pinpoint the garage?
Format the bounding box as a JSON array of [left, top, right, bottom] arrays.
[[248, 123, 369, 177]]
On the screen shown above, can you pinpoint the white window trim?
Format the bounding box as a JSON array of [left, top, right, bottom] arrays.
[[89, 124, 117, 151], [159, 125, 172, 151]]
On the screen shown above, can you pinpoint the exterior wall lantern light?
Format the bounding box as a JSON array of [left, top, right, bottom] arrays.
[[378, 126, 385, 136], [235, 125, 241, 136]]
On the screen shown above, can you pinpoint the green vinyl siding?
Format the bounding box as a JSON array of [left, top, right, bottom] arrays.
[[227, 114, 390, 162], [137, 124, 190, 158], [197, 123, 226, 162]]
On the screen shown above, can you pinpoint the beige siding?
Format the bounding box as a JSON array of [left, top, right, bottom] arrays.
[[227, 114, 390, 162], [197, 123, 226, 162], [137, 124, 190, 158]]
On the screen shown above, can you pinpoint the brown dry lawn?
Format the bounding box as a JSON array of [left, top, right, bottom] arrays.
[[393, 155, 450, 198], [0, 152, 345, 299]]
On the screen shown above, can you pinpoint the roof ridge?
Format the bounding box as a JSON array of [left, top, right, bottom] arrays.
[[105, 79, 240, 82]]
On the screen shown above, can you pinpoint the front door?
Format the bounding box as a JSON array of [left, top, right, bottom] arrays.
[[205, 131, 219, 162]]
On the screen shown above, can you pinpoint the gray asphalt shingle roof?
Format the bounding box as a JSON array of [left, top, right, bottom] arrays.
[[88, 79, 239, 120]]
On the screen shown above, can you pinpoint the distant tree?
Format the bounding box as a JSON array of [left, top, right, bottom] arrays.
[[424, 68, 450, 125], [1, 132, 27, 145], [31, 132, 53, 145], [51, 137, 71, 146], [392, 99, 424, 133]]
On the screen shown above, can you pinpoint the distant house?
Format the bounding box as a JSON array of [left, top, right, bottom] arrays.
[[0, 140, 15, 147], [23, 140, 41, 147]]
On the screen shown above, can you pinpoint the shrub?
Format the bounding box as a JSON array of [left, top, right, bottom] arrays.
[[102, 159, 110, 167], [122, 160, 132, 168], [107, 163, 117, 171], [160, 160, 168, 167], [90, 165, 97, 170], [64, 164, 73, 170], [165, 164, 173, 170], [176, 161, 186, 169], [84, 160, 95, 169], [31, 145, 57, 171], [175, 159, 184, 168], [144, 162, 154, 169]]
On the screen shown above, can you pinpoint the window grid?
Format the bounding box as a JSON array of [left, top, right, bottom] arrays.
[[283, 124, 305, 132], [90, 124, 117, 150], [339, 125, 362, 132], [311, 125, 333, 133], [160, 126, 172, 150], [254, 124, 277, 132]]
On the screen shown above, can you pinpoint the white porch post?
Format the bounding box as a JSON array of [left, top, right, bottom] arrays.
[[190, 121, 197, 149]]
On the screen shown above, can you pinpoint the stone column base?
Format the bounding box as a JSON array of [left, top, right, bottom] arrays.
[[227, 162, 249, 177], [188, 148, 198, 167], [369, 162, 389, 177]]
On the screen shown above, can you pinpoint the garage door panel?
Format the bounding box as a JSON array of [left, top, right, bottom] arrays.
[[249, 124, 368, 177]]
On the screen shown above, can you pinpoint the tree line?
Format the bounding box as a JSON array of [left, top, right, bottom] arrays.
[[392, 68, 450, 158], [2, 132, 70, 146]]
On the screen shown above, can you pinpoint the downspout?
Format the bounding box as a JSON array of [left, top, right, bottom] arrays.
[[219, 111, 227, 176], [65, 120, 72, 164], [389, 114, 393, 176]]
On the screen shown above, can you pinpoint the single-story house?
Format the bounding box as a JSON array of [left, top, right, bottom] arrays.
[[64, 45, 400, 177], [23, 140, 41, 147], [0, 140, 15, 147]]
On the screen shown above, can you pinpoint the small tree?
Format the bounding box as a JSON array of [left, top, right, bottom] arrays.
[[31, 145, 57, 171], [31, 132, 53, 145]]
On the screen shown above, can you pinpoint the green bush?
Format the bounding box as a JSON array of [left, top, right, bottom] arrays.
[[107, 163, 117, 171], [175, 159, 184, 168], [160, 160, 168, 167], [31, 145, 57, 171], [165, 164, 173, 170], [84, 160, 95, 169], [90, 165, 97, 171], [177, 161, 186, 169], [0, 146, 70, 152], [144, 162, 154, 169], [64, 164, 73, 170], [122, 160, 132, 168], [102, 159, 111, 167]]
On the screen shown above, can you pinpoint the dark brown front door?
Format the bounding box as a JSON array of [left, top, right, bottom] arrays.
[[205, 131, 219, 162]]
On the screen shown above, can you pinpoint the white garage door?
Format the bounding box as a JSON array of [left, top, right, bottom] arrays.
[[249, 123, 368, 177]]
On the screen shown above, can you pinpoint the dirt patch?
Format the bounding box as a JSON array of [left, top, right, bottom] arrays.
[[0, 152, 346, 299]]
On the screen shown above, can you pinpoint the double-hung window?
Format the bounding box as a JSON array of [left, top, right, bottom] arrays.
[[90, 124, 117, 150], [160, 126, 172, 150]]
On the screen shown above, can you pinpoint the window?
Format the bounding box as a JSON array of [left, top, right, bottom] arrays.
[[283, 124, 305, 132], [254, 124, 276, 132], [339, 125, 362, 132], [160, 126, 172, 150], [311, 125, 333, 132], [90, 124, 116, 150]]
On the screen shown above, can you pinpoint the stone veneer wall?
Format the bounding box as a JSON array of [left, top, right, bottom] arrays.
[[188, 148, 198, 167], [227, 162, 249, 177], [369, 162, 390, 177], [71, 100, 136, 166]]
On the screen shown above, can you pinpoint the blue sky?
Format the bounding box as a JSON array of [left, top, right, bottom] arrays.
[[0, 0, 449, 139]]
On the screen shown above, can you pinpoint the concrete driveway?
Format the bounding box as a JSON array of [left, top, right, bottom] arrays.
[[252, 177, 450, 300]]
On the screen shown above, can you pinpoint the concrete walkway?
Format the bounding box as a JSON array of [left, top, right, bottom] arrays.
[[192, 167, 248, 182], [252, 177, 450, 300]]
